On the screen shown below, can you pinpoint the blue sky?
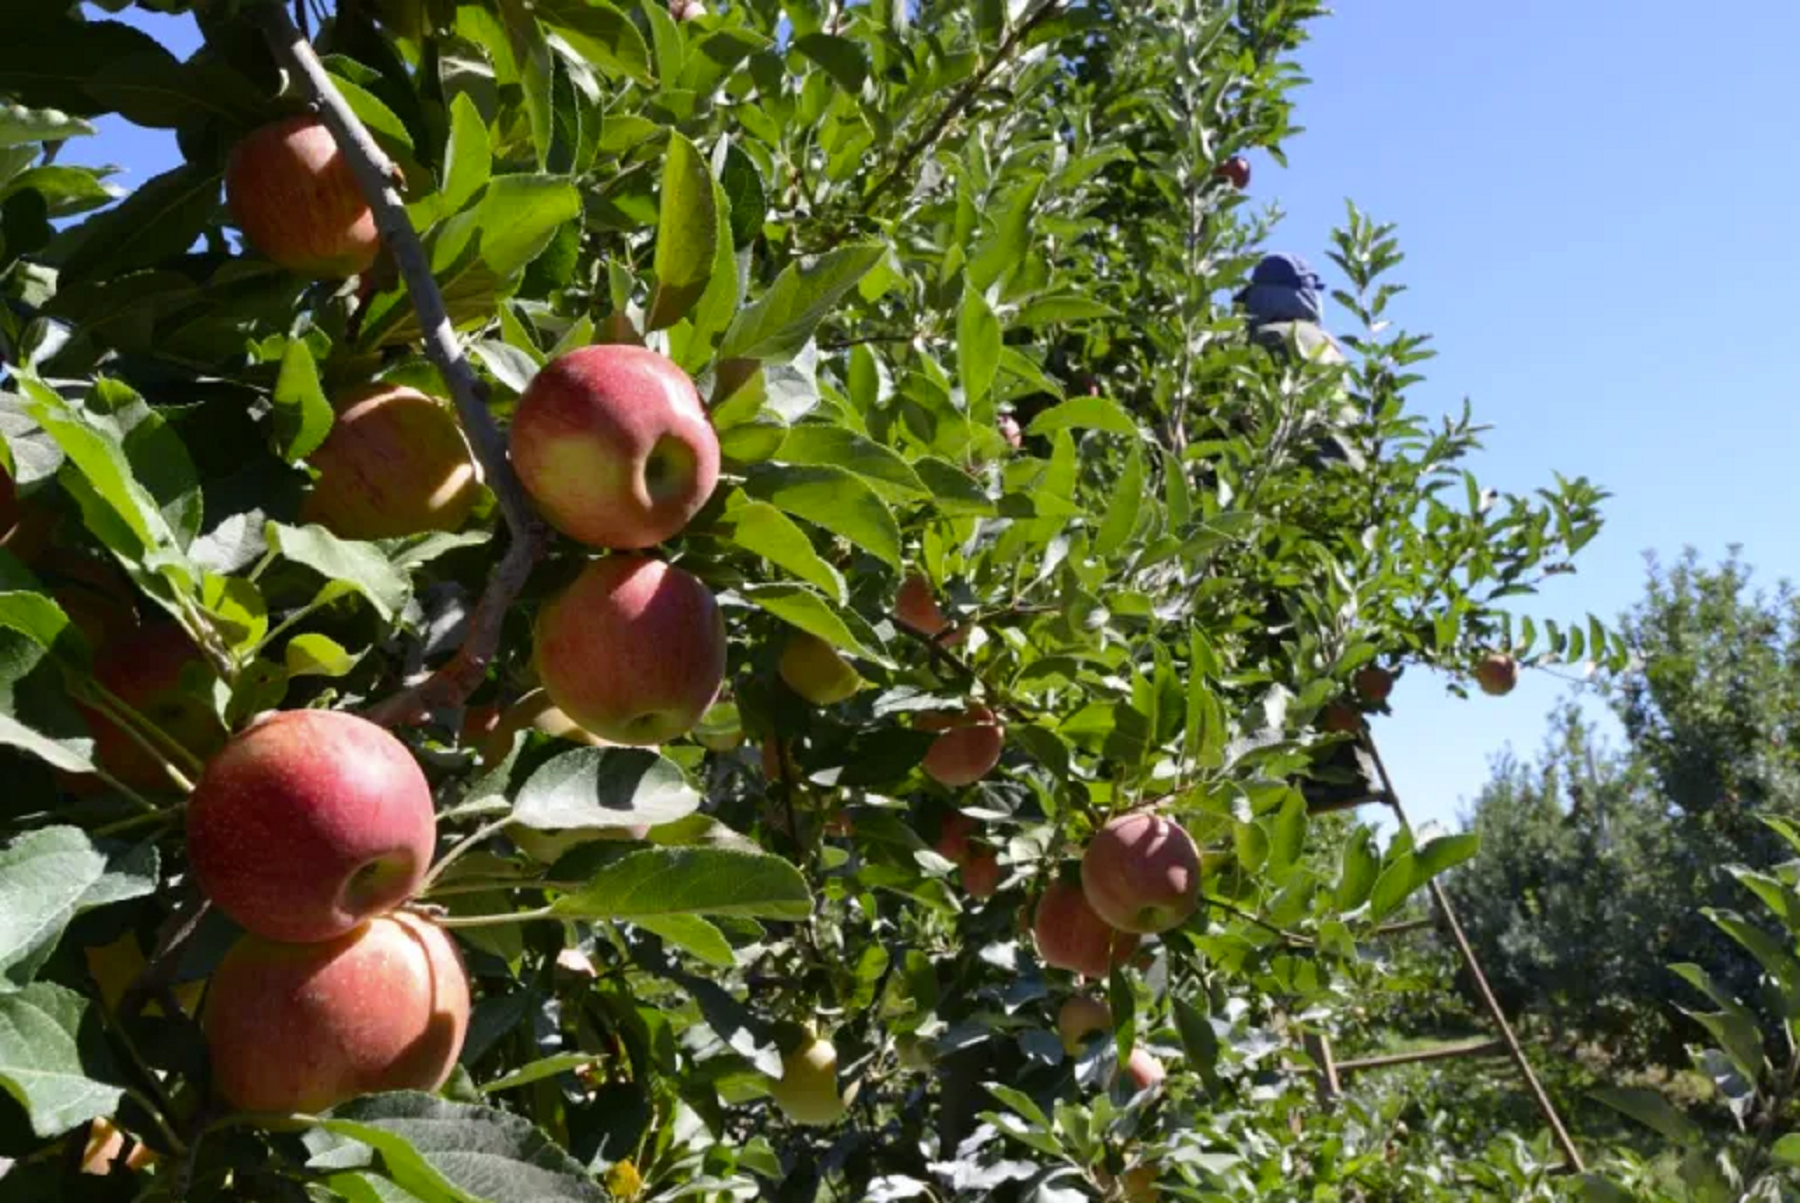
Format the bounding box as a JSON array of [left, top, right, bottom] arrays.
[[78, 4, 1799, 832]]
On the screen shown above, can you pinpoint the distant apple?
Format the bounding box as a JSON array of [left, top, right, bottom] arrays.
[[300, 384, 479, 540], [1215, 155, 1251, 189], [1033, 879, 1140, 980], [1353, 665, 1394, 705], [1119, 1046, 1165, 1092], [769, 1027, 846, 1126], [896, 573, 964, 646], [934, 811, 978, 865], [226, 115, 379, 278], [921, 705, 1004, 787], [1321, 703, 1364, 734], [779, 632, 864, 705], [1056, 994, 1113, 1053], [1476, 652, 1519, 696], [961, 847, 1002, 899], [998, 414, 1023, 450]]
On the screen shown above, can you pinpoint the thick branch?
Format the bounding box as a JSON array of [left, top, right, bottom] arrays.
[[250, 2, 545, 726]]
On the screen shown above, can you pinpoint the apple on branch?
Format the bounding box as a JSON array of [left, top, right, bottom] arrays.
[[226, 115, 380, 279], [1081, 812, 1201, 934], [300, 383, 480, 540]]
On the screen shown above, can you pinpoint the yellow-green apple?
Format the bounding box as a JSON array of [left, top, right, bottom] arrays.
[[778, 632, 863, 705], [510, 345, 720, 549], [1476, 652, 1518, 696], [1033, 879, 1141, 980], [80, 624, 227, 793], [896, 573, 966, 646], [962, 847, 1002, 899], [299, 384, 479, 540], [1056, 994, 1113, 1053], [1119, 1046, 1165, 1092], [934, 811, 977, 865], [1353, 665, 1393, 705], [533, 555, 726, 744], [694, 698, 744, 751], [226, 115, 379, 278], [921, 705, 1004, 786], [186, 709, 436, 943], [1081, 812, 1200, 934], [203, 912, 469, 1113], [769, 1027, 846, 1126]]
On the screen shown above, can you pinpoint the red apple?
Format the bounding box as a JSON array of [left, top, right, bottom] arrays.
[[934, 811, 977, 865], [510, 345, 720, 550], [299, 384, 479, 540], [962, 847, 1002, 899], [779, 632, 864, 705], [80, 624, 227, 793], [1215, 155, 1251, 189], [1033, 879, 1140, 980], [204, 912, 470, 1113], [1321, 702, 1364, 734], [921, 706, 1004, 787], [769, 1027, 846, 1126], [226, 115, 379, 279], [1476, 652, 1519, 696], [1081, 812, 1200, 934], [1353, 665, 1393, 705], [186, 709, 436, 944], [896, 573, 965, 646], [534, 555, 726, 744], [1057, 994, 1113, 1053], [1120, 1046, 1165, 1092]]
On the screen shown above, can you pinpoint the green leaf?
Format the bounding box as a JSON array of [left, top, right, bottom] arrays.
[[0, 827, 158, 989], [957, 286, 1001, 410], [477, 1053, 601, 1096], [511, 747, 702, 831], [272, 338, 335, 463], [18, 375, 174, 560], [1091, 439, 1144, 558], [326, 71, 414, 152], [0, 589, 74, 657], [647, 131, 719, 331], [1027, 395, 1139, 438], [477, 174, 581, 278], [310, 1093, 604, 1202], [285, 633, 362, 679], [440, 92, 492, 217], [1368, 849, 1417, 921], [534, 0, 654, 83], [0, 983, 122, 1138], [913, 457, 997, 516], [740, 583, 883, 661], [1013, 294, 1118, 327], [793, 33, 870, 93], [265, 522, 411, 622], [743, 463, 901, 569], [967, 177, 1040, 292], [632, 913, 736, 967], [550, 847, 812, 921], [1772, 1134, 1800, 1167], [775, 425, 926, 497], [718, 141, 767, 249], [0, 712, 97, 777], [719, 243, 885, 363], [0, 102, 96, 146], [716, 497, 846, 603], [1411, 832, 1479, 885], [1333, 826, 1378, 911], [1267, 790, 1307, 873], [1590, 1086, 1703, 1146], [52, 161, 220, 285]]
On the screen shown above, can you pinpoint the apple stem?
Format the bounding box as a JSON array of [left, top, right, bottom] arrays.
[[419, 815, 517, 896], [248, 2, 547, 728], [431, 905, 557, 930], [92, 802, 185, 839]]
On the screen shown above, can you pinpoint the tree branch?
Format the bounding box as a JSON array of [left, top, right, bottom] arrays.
[[248, 1, 546, 728]]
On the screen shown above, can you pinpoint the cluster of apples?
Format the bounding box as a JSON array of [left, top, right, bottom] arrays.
[[183, 709, 469, 1114]]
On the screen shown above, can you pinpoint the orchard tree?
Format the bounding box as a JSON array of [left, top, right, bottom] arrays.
[[0, 0, 1623, 1199]]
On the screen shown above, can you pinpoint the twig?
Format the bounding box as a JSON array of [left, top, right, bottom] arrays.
[[418, 815, 515, 896], [1205, 896, 1312, 948], [1365, 735, 1585, 1173], [858, 0, 1064, 215], [1334, 1038, 1508, 1075], [248, 1, 547, 728]]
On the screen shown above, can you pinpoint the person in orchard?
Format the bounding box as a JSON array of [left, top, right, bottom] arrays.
[[1237, 251, 1363, 470]]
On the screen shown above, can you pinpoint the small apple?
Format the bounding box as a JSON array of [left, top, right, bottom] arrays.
[[962, 847, 1002, 899], [1353, 665, 1393, 705], [1215, 155, 1251, 189], [299, 384, 480, 540], [934, 811, 977, 865], [1321, 702, 1364, 734], [1119, 1046, 1165, 1092], [998, 413, 1023, 450], [921, 705, 1004, 787], [80, 623, 228, 793], [534, 555, 727, 745], [226, 115, 379, 278], [1033, 879, 1140, 980], [779, 632, 864, 705], [510, 345, 721, 550], [1056, 994, 1113, 1053], [186, 709, 436, 944], [694, 698, 744, 751], [768, 1027, 846, 1126], [1476, 652, 1518, 697], [204, 912, 470, 1113], [1081, 812, 1201, 934], [896, 573, 965, 646]]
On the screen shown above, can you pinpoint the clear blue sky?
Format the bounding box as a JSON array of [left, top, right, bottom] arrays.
[[79, 4, 1800, 833]]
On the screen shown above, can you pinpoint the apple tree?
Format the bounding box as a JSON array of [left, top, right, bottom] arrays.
[[0, 0, 1623, 1198]]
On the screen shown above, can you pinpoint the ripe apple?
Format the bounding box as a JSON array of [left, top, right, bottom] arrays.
[[934, 811, 977, 865], [769, 1027, 846, 1126], [1056, 994, 1113, 1053], [1321, 702, 1364, 734], [1353, 665, 1393, 705], [779, 632, 864, 705], [534, 555, 727, 745], [1081, 812, 1201, 934], [1120, 1046, 1165, 1092], [1033, 879, 1141, 980], [1215, 155, 1251, 189], [1476, 652, 1518, 696], [921, 705, 1004, 787], [226, 115, 379, 278], [998, 413, 1023, 450], [80, 623, 227, 793], [186, 709, 436, 944], [962, 847, 1002, 899], [299, 384, 479, 540], [204, 912, 470, 1114], [510, 345, 721, 550], [896, 573, 965, 646]]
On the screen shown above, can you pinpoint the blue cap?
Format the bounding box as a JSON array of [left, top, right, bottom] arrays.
[[1238, 252, 1325, 325], [1248, 252, 1323, 292]]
